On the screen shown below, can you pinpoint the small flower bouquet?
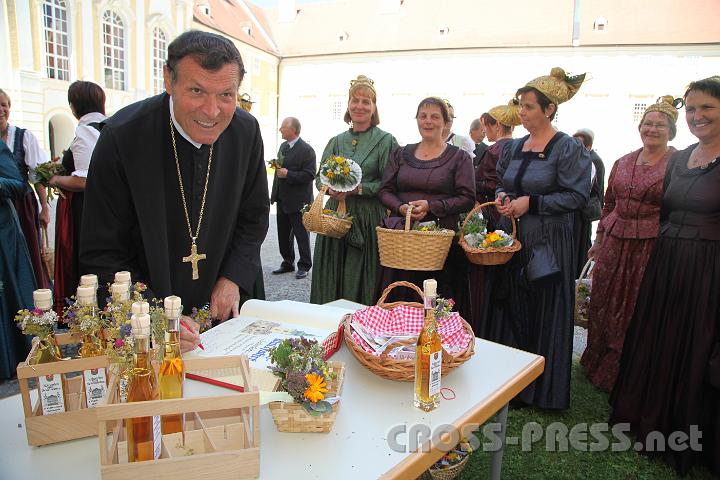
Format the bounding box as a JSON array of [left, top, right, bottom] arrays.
[[461, 211, 514, 249], [300, 203, 352, 220], [413, 220, 452, 233], [319, 155, 362, 192], [267, 337, 345, 433], [266, 153, 283, 169], [15, 307, 62, 364], [35, 159, 66, 201]]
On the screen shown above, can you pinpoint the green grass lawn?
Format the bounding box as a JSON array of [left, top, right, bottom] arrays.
[[454, 362, 716, 479]]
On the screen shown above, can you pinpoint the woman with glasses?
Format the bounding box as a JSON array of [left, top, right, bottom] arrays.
[[610, 76, 720, 476], [581, 97, 678, 392]]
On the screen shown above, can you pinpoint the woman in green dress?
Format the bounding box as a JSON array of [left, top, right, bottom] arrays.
[[310, 75, 398, 305]]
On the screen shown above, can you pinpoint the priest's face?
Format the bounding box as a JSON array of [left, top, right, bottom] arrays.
[[164, 57, 240, 145]]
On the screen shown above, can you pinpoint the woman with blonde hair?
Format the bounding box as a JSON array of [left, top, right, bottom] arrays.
[[310, 75, 398, 305], [581, 96, 678, 392]]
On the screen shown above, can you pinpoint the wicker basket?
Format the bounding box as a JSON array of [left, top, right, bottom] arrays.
[[302, 185, 352, 239], [376, 206, 455, 271], [343, 281, 475, 382], [268, 361, 345, 433], [459, 201, 522, 266], [574, 259, 593, 329], [421, 454, 470, 480]]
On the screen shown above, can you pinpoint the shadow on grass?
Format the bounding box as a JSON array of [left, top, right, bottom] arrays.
[[456, 362, 715, 480]]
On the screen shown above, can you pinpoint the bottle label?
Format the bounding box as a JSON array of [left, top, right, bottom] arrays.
[[428, 351, 442, 397], [153, 415, 162, 459], [39, 374, 66, 415], [83, 368, 108, 408], [119, 377, 128, 403]]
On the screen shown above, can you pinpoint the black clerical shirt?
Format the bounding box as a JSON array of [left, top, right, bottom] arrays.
[[80, 94, 269, 312]]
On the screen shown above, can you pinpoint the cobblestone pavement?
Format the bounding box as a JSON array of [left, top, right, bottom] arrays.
[[0, 210, 588, 398]]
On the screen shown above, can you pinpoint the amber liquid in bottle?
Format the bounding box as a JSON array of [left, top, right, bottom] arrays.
[[159, 319, 184, 435], [127, 335, 160, 462], [414, 280, 442, 412]]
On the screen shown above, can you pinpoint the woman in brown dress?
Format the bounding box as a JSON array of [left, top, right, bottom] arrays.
[[581, 96, 679, 392], [610, 76, 720, 476], [377, 97, 475, 313]]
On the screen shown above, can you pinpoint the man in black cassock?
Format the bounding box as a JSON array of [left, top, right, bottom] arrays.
[[80, 30, 269, 351]]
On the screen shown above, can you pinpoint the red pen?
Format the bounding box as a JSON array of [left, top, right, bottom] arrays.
[[179, 318, 205, 350]]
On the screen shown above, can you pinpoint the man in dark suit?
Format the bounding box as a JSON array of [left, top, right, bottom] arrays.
[[270, 117, 316, 279], [469, 118, 488, 165]]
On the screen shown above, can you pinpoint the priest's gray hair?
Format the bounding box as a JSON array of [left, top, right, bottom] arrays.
[[470, 118, 482, 131], [166, 30, 246, 84]]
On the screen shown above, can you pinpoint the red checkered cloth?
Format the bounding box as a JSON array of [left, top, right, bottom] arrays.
[[350, 305, 472, 355]]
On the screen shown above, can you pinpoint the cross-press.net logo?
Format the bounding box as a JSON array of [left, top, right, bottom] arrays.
[[386, 422, 703, 453]]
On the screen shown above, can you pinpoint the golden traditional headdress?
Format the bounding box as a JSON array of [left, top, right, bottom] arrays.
[[349, 75, 376, 98], [488, 99, 521, 127], [644, 95, 681, 123], [524, 67, 586, 105]]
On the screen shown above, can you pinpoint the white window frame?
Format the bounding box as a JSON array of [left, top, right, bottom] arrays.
[[42, 0, 70, 81], [152, 27, 168, 95], [102, 10, 127, 91]]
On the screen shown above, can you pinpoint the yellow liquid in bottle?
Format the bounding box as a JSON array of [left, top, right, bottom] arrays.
[[126, 344, 160, 462], [414, 307, 442, 411], [159, 329, 184, 434]]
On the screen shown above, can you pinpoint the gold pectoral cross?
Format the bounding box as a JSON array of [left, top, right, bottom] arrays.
[[182, 242, 206, 280]]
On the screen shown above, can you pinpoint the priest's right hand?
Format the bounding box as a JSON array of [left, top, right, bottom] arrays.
[[179, 315, 201, 353]]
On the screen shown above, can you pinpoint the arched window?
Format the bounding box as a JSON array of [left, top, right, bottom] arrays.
[[43, 0, 70, 81], [102, 10, 126, 90], [152, 27, 168, 94]]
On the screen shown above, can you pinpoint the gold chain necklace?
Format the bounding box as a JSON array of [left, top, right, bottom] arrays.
[[169, 117, 213, 280]]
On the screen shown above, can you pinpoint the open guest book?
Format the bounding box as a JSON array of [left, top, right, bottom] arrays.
[[184, 299, 357, 392]]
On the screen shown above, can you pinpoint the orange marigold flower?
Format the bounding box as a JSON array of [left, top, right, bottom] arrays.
[[304, 373, 328, 403]]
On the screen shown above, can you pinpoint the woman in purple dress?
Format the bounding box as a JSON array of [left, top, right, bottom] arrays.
[[610, 76, 720, 476], [581, 97, 678, 392], [377, 97, 475, 313]]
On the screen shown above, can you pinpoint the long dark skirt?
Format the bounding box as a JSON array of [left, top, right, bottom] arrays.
[[483, 213, 576, 410], [610, 236, 720, 476], [376, 242, 471, 320]]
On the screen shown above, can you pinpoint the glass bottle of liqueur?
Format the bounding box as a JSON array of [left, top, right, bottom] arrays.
[[414, 279, 443, 412], [126, 313, 161, 463], [76, 285, 103, 358], [112, 282, 134, 403], [80, 274, 105, 348], [159, 295, 185, 435], [33, 289, 67, 416], [76, 285, 109, 408]]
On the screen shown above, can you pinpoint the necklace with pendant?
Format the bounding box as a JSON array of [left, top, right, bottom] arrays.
[[169, 117, 213, 281]]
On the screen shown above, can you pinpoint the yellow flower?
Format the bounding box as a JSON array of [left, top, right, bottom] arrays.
[[335, 156, 344, 164], [327, 171, 334, 178], [304, 373, 328, 403], [343, 166, 349, 175], [482, 231, 502, 247]]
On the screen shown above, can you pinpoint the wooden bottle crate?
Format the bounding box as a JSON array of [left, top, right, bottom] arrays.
[[95, 355, 260, 480], [16, 332, 111, 446]]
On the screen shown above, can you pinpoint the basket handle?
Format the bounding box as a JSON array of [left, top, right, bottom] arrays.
[[337, 197, 347, 216], [460, 201, 517, 240], [403, 204, 414, 231], [309, 185, 329, 216], [377, 280, 424, 309], [41, 225, 50, 251], [578, 259, 594, 280]]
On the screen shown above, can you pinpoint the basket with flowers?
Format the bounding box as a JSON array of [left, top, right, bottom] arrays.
[[302, 155, 362, 238], [459, 202, 522, 265], [267, 337, 345, 433], [421, 438, 474, 480]]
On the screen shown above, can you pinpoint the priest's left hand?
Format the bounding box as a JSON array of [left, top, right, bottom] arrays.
[[277, 167, 288, 178], [210, 276, 240, 322]]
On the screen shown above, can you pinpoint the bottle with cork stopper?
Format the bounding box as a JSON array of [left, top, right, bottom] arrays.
[[414, 278, 442, 412], [76, 285, 103, 358], [114, 271, 132, 299], [126, 312, 161, 462], [31, 288, 62, 364], [159, 295, 185, 434]]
